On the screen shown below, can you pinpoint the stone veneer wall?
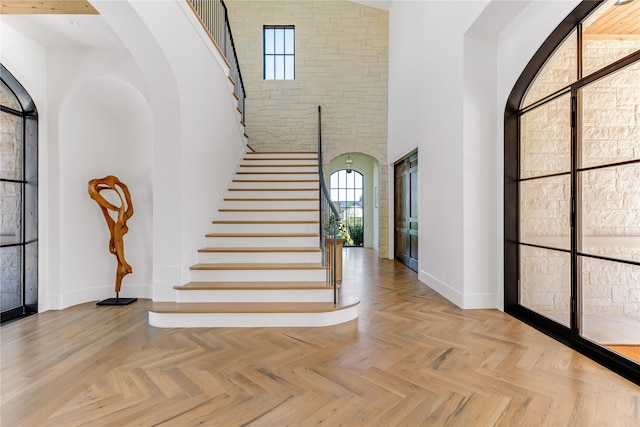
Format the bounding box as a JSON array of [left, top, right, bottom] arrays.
[[0, 81, 23, 312], [520, 36, 640, 318], [225, 0, 389, 256]]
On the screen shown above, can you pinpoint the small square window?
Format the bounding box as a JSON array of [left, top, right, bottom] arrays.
[[264, 26, 295, 80]]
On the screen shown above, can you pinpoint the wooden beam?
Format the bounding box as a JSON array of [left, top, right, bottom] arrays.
[[0, 1, 98, 15]]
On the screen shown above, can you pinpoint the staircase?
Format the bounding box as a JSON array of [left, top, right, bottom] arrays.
[[149, 151, 359, 327]]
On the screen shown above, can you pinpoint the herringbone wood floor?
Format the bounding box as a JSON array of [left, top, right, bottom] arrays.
[[2, 249, 639, 426]]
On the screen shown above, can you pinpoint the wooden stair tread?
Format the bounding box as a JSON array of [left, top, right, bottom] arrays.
[[206, 233, 319, 238], [228, 188, 318, 191], [232, 179, 319, 182], [175, 281, 329, 290], [239, 164, 316, 168], [223, 198, 319, 201], [150, 297, 360, 314], [245, 151, 318, 155], [236, 171, 317, 175], [190, 263, 325, 270], [218, 208, 319, 212], [199, 247, 321, 253], [212, 220, 319, 224], [243, 157, 318, 161]]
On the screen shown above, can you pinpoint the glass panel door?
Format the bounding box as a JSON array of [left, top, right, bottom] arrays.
[[578, 62, 640, 361]]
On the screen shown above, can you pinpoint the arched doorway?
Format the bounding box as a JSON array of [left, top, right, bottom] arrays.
[[1, 64, 38, 324], [505, 0, 640, 382], [330, 169, 364, 247]]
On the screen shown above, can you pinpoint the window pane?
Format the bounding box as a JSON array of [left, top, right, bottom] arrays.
[[346, 171, 355, 188], [284, 56, 294, 80], [339, 188, 347, 202], [580, 256, 640, 350], [264, 28, 274, 54], [1, 245, 22, 313], [265, 56, 275, 80], [0, 181, 22, 245], [275, 56, 285, 80], [331, 189, 339, 200], [520, 245, 571, 327], [520, 175, 571, 251], [582, 1, 640, 76], [580, 163, 640, 262], [520, 94, 571, 179], [522, 30, 577, 108], [275, 28, 285, 54], [0, 111, 23, 180], [0, 79, 21, 111], [285, 29, 295, 54], [355, 189, 363, 202], [330, 173, 339, 188], [580, 61, 640, 169], [355, 172, 363, 188]]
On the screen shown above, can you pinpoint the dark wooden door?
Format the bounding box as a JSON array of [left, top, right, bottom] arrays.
[[394, 151, 418, 271]]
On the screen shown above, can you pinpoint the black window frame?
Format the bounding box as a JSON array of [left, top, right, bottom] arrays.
[[1, 64, 38, 325], [504, 0, 640, 385], [263, 25, 295, 80]]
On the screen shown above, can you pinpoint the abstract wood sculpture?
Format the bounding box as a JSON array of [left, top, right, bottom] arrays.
[[88, 175, 134, 294]]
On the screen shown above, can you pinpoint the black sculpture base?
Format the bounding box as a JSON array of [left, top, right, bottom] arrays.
[[97, 293, 137, 306]]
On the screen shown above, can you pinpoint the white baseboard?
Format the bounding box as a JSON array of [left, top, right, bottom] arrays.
[[419, 270, 496, 309]]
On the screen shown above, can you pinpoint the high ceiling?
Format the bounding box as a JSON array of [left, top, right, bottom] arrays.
[[584, 0, 640, 39]]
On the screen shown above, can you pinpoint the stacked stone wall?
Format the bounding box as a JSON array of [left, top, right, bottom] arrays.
[[226, 0, 389, 256]]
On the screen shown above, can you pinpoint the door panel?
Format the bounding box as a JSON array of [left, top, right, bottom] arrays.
[[395, 151, 418, 271]]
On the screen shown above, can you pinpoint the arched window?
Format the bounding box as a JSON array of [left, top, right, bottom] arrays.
[[1, 64, 38, 324], [505, 0, 640, 383], [330, 169, 364, 247]]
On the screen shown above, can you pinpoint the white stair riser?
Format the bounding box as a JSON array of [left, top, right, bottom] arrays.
[[149, 307, 358, 328], [241, 159, 317, 166], [231, 181, 319, 189], [235, 173, 318, 181], [210, 222, 318, 234], [215, 211, 319, 221], [198, 251, 322, 264], [245, 153, 317, 160], [175, 289, 332, 303], [226, 190, 318, 199], [205, 236, 319, 247], [237, 166, 317, 173], [222, 200, 318, 210], [190, 268, 327, 282]]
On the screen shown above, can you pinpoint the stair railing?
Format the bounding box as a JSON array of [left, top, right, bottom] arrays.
[[318, 106, 341, 305], [189, 0, 246, 123]]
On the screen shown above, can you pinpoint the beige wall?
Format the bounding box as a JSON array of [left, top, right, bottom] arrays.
[[226, 0, 389, 256]]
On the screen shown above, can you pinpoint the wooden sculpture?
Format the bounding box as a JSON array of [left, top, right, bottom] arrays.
[[88, 175, 136, 305]]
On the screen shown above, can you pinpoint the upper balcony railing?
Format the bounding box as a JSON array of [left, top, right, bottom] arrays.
[[188, 0, 247, 123]]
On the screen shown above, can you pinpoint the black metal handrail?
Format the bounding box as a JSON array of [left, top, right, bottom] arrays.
[[189, 0, 246, 123], [317, 106, 341, 305]]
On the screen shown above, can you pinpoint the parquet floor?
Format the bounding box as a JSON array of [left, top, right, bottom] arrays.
[[2, 249, 639, 426]]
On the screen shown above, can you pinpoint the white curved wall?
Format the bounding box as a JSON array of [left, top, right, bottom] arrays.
[[58, 78, 153, 306]]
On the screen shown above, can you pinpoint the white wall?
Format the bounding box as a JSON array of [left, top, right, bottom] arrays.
[[58, 75, 153, 306], [388, 0, 581, 309]]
